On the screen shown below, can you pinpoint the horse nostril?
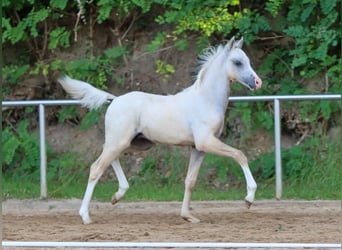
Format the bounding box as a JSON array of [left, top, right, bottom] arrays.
[[255, 77, 262, 89]]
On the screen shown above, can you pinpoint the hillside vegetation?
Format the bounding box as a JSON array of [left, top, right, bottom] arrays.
[[2, 0, 341, 200]]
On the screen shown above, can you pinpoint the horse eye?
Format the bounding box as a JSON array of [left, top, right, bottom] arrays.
[[233, 60, 243, 67]]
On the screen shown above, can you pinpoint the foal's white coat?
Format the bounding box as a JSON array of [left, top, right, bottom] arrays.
[[59, 37, 262, 224]]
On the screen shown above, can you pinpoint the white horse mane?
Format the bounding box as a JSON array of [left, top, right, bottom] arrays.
[[193, 45, 226, 88]]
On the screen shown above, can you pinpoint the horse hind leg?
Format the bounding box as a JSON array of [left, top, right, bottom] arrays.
[[79, 146, 123, 224], [111, 159, 129, 205], [110, 134, 153, 204]]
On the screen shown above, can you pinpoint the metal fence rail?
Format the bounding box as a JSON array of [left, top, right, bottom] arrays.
[[2, 241, 341, 248], [2, 94, 341, 199]]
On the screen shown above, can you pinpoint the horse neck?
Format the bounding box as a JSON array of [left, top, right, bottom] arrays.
[[197, 56, 231, 113]]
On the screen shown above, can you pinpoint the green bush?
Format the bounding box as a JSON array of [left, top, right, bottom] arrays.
[[2, 120, 41, 181], [251, 137, 340, 185]]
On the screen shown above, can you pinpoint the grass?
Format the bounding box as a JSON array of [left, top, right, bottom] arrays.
[[3, 136, 341, 201], [2, 176, 255, 201], [3, 174, 340, 201]]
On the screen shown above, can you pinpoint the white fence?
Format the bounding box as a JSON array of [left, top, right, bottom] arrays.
[[2, 241, 341, 248], [2, 94, 341, 199]]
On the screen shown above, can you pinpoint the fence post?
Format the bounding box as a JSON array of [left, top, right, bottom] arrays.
[[39, 104, 47, 199], [274, 99, 282, 199]]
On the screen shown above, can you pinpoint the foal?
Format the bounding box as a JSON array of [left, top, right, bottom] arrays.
[[58, 37, 262, 224]]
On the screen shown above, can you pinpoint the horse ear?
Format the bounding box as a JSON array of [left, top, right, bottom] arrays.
[[235, 37, 244, 48], [225, 37, 235, 51]]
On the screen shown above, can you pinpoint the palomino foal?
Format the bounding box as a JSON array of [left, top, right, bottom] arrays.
[[58, 37, 262, 224]]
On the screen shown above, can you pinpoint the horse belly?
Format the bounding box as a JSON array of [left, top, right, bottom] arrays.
[[140, 109, 194, 146], [106, 91, 195, 146], [151, 131, 194, 146]]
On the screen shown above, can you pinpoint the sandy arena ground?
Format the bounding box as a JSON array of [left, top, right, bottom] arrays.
[[2, 199, 341, 249]]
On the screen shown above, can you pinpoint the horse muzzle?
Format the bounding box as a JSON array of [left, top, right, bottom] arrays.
[[240, 76, 262, 91], [254, 76, 262, 90]]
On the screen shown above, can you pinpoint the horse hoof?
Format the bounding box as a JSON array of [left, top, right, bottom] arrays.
[[83, 218, 93, 224], [182, 215, 200, 223], [79, 209, 92, 224], [80, 214, 93, 224], [245, 200, 253, 209], [111, 195, 118, 205]]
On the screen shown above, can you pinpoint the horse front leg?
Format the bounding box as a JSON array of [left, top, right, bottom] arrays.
[[181, 148, 206, 223], [195, 135, 257, 208], [111, 159, 129, 205]]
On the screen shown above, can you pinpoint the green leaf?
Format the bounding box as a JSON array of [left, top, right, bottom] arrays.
[[132, 0, 152, 13], [2, 130, 20, 165], [2, 17, 12, 43], [79, 110, 99, 131], [319, 101, 331, 120], [3, 64, 30, 84], [104, 46, 128, 59], [48, 27, 71, 49], [320, 0, 338, 15], [174, 39, 188, 51], [17, 119, 29, 139], [254, 15, 271, 31], [300, 4, 315, 22], [50, 0, 68, 9], [26, 9, 50, 37], [8, 23, 27, 44], [265, 0, 285, 17], [97, 0, 119, 23], [57, 106, 78, 123], [145, 32, 166, 52], [284, 25, 305, 38], [165, 64, 175, 73], [312, 43, 328, 61], [292, 55, 307, 68], [236, 16, 251, 31]]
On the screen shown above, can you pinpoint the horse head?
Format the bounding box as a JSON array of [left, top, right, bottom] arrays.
[[225, 37, 262, 91]]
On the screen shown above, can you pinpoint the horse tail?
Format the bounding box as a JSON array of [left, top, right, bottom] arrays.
[[58, 75, 116, 110]]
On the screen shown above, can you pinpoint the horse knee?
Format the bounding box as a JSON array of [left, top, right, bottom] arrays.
[[89, 171, 101, 182], [88, 158, 110, 182], [185, 177, 196, 192], [88, 147, 122, 182], [235, 150, 248, 166], [89, 164, 101, 182]]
